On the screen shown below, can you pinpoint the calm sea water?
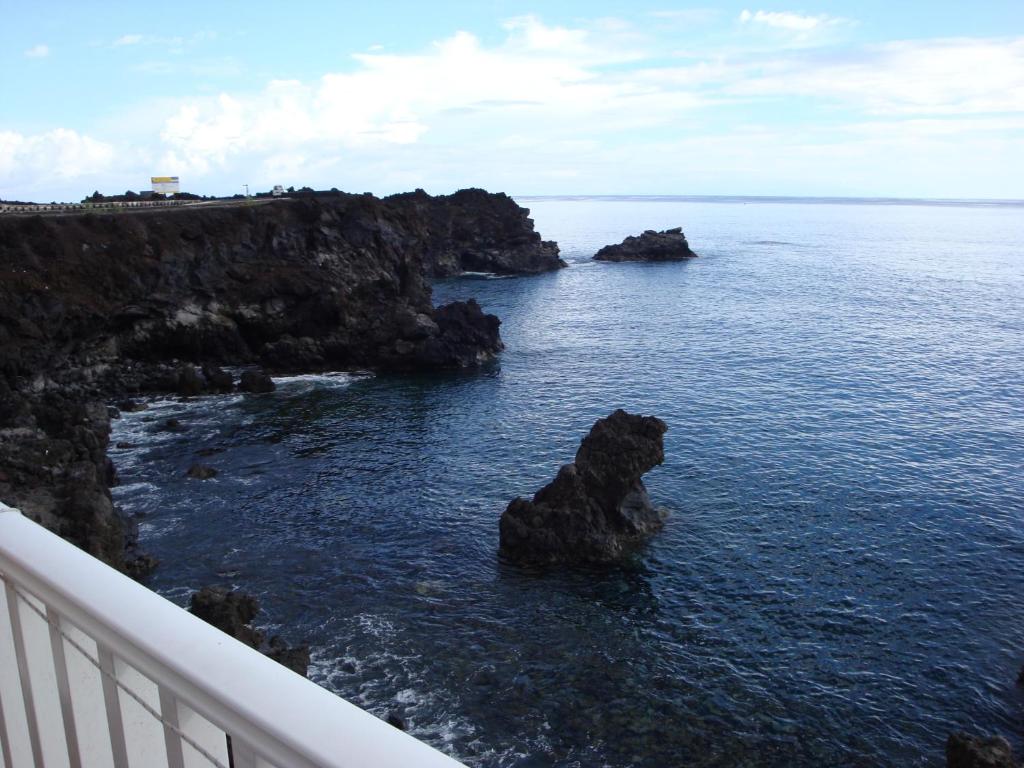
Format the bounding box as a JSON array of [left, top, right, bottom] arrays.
[[112, 197, 1024, 767]]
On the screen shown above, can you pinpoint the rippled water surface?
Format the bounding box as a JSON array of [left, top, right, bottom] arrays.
[[113, 198, 1024, 767]]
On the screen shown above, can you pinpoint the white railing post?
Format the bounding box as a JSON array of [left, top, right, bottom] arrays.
[[3, 580, 44, 767], [45, 606, 83, 768]]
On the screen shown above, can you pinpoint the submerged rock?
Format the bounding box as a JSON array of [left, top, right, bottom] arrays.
[[239, 369, 275, 393], [201, 363, 234, 393], [189, 586, 310, 677], [186, 463, 217, 480], [499, 409, 668, 564], [946, 733, 1017, 768], [594, 227, 697, 262], [175, 364, 205, 397]]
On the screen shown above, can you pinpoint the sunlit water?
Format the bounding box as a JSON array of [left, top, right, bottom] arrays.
[[112, 198, 1024, 767]]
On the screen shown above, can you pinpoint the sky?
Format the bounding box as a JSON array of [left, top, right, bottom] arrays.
[[2, 0, 1022, 201]]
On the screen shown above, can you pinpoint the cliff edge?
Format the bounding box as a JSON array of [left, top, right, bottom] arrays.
[[385, 188, 564, 276], [0, 189, 536, 569]]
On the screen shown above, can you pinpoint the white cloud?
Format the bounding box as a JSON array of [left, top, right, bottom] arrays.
[[649, 9, 721, 24], [111, 32, 212, 50], [24, 44, 49, 58], [738, 9, 846, 31], [156, 17, 673, 178], [729, 37, 1024, 115], [4, 16, 1023, 200], [0, 129, 115, 195]]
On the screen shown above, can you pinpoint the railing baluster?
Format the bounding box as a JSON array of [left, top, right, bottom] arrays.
[[98, 646, 130, 768], [159, 687, 186, 768], [47, 606, 83, 768], [227, 735, 260, 768], [0, 664, 13, 768], [3, 582, 43, 768]]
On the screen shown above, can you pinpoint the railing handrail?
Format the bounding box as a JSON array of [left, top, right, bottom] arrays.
[[0, 504, 465, 768]]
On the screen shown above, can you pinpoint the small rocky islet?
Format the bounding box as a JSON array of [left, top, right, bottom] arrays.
[[594, 226, 698, 262], [499, 409, 669, 565]]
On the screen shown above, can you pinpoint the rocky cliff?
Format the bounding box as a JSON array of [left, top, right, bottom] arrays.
[[0, 189, 542, 569], [0, 192, 512, 389], [385, 188, 564, 276]]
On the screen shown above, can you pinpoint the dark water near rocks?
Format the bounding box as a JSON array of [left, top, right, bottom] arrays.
[[112, 198, 1024, 767]]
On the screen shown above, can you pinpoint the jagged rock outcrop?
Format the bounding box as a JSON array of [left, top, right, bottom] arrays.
[[0, 381, 132, 570], [189, 586, 310, 677], [0, 192, 505, 386], [385, 188, 564, 276], [238, 369, 275, 393], [593, 227, 697, 262], [947, 734, 1018, 768], [499, 409, 668, 564], [0, 189, 528, 570]]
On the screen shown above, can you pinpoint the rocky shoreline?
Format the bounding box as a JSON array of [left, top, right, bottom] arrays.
[[0, 187, 557, 576]]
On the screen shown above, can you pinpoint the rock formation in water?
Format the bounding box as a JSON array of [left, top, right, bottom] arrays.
[[946, 733, 1018, 768], [593, 227, 697, 262], [385, 188, 564, 276], [189, 586, 310, 677], [0, 188, 545, 571], [238, 369, 276, 393], [499, 409, 668, 564]]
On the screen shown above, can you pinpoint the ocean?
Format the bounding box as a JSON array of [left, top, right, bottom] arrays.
[[111, 196, 1024, 767]]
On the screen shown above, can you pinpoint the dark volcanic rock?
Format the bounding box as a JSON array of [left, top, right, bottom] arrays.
[[594, 227, 697, 262], [0, 383, 127, 569], [189, 587, 262, 646], [201, 363, 234, 393], [386, 711, 408, 731], [189, 587, 309, 676], [239, 369, 276, 393], [175, 364, 205, 397], [186, 463, 217, 480], [947, 733, 1018, 768], [123, 552, 159, 580], [266, 635, 311, 677], [379, 299, 502, 371], [499, 409, 668, 564], [385, 188, 564, 276], [0, 193, 508, 383]]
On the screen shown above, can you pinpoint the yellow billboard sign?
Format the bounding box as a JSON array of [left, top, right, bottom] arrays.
[[151, 176, 180, 195]]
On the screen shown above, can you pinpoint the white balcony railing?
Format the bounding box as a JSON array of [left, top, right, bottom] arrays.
[[0, 503, 466, 768]]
